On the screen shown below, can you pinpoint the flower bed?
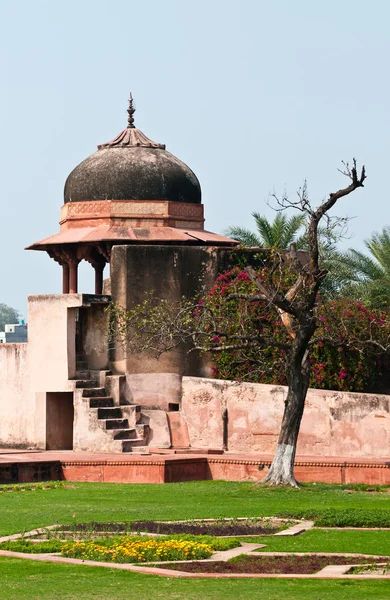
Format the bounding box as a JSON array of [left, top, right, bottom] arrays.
[[1, 534, 239, 555], [61, 538, 213, 563]]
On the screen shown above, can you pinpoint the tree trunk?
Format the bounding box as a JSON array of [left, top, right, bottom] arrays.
[[262, 344, 310, 487]]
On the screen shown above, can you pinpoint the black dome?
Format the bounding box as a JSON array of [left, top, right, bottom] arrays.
[[64, 145, 201, 204]]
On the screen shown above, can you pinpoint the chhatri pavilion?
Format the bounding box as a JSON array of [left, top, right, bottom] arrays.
[[27, 95, 235, 295]]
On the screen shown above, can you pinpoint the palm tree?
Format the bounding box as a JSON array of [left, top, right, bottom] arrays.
[[225, 212, 307, 249], [336, 226, 390, 309]]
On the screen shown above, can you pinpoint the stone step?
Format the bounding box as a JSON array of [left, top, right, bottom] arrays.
[[97, 407, 123, 420], [76, 380, 98, 389], [82, 388, 106, 397], [112, 428, 137, 440], [129, 444, 151, 454], [89, 397, 114, 408], [121, 441, 149, 453], [136, 423, 150, 439], [104, 418, 129, 430], [90, 369, 113, 387]]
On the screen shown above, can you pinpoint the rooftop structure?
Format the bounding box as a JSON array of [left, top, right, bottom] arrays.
[[0, 322, 27, 343]]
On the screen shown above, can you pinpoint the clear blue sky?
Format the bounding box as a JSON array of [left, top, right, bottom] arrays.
[[1, 0, 388, 317]]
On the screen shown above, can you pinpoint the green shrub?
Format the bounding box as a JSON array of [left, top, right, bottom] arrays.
[[0, 481, 64, 494], [0, 539, 65, 553], [276, 508, 390, 528]]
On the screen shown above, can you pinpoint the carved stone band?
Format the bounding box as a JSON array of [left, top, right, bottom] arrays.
[[60, 200, 204, 225]]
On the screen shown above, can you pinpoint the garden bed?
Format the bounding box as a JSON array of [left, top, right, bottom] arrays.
[[0, 535, 239, 562], [154, 554, 389, 574], [58, 518, 288, 536]]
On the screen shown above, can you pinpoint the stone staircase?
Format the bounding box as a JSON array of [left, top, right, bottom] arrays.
[[72, 358, 150, 453]]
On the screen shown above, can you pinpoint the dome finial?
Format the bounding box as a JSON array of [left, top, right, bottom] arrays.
[[127, 93, 135, 128]]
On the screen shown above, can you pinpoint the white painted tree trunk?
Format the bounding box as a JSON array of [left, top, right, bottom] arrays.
[[261, 344, 309, 487], [262, 443, 299, 487]]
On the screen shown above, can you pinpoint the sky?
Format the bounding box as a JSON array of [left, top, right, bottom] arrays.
[[1, 0, 389, 318]]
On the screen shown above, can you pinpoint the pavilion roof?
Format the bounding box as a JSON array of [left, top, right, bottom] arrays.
[[26, 226, 237, 250]]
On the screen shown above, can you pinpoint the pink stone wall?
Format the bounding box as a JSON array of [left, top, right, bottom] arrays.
[[0, 343, 35, 448], [181, 377, 390, 458]]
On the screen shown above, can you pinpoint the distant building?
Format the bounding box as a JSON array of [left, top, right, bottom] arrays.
[[0, 322, 28, 343]]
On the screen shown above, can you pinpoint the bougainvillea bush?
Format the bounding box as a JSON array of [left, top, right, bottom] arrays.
[[207, 265, 390, 392]]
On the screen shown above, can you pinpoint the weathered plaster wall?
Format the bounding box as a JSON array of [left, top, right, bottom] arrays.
[[181, 377, 390, 458], [124, 373, 182, 410], [0, 343, 35, 447], [28, 294, 85, 388], [0, 295, 89, 449]]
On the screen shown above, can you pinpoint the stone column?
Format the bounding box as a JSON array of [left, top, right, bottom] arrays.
[[69, 261, 79, 294], [62, 264, 70, 294], [94, 263, 105, 295]]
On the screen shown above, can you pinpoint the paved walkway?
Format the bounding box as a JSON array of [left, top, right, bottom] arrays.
[[1, 449, 389, 465]]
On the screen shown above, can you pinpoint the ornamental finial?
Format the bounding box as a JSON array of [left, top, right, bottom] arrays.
[[127, 93, 135, 128]]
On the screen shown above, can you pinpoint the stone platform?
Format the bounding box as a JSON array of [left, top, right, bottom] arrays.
[[0, 450, 389, 485]]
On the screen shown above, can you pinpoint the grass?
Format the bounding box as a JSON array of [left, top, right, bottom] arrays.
[[247, 529, 390, 555], [0, 480, 389, 536], [1, 557, 390, 599], [0, 480, 389, 598]]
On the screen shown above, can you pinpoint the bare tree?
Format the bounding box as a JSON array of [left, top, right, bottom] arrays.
[[250, 160, 366, 485], [109, 161, 369, 486]]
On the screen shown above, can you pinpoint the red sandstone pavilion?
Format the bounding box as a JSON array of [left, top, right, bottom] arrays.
[[0, 95, 389, 485], [27, 94, 234, 294]]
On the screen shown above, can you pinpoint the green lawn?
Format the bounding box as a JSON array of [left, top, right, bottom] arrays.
[[1, 481, 389, 599], [1, 481, 389, 536], [1, 557, 390, 600], [247, 529, 390, 555]]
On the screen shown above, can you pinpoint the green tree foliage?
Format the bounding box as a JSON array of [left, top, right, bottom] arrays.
[[0, 303, 20, 332]]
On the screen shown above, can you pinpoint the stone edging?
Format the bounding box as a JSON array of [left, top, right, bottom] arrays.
[[57, 457, 390, 469]]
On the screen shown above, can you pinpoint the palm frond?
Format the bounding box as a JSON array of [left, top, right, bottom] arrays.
[[252, 213, 275, 247], [223, 226, 262, 247], [340, 249, 385, 282], [365, 226, 390, 276], [280, 214, 306, 248]]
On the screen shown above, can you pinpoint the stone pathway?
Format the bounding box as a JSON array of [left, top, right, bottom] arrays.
[[275, 521, 314, 536]]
